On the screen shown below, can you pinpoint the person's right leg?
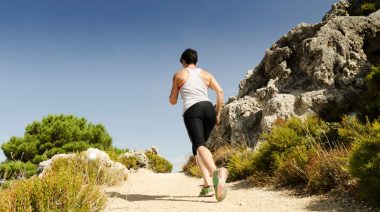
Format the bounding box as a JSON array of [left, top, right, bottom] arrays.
[[196, 146, 216, 175], [195, 154, 211, 185]]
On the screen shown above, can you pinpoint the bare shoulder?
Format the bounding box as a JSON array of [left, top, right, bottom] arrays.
[[173, 68, 183, 76], [199, 69, 213, 79], [173, 68, 188, 80]]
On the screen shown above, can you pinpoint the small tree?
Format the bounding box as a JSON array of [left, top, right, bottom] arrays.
[[1, 114, 112, 164]]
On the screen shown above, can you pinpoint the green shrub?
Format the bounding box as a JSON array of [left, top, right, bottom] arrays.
[[49, 156, 127, 186], [251, 116, 353, 190], [349, 124, 380, 205], [306, 147, 350, 194], [227, 149, 255, 182], [182, 156, 202, 178], [1, 114, 113, 164], [105, 147, 129, 162], [146, 153, 173, 173], [363, 65, 380, 120], [360, 2, 378, 15], [213, 145, 240, 168], [273, 145, 312, 185], [253, 117, 328, 175], [119, 156, 140, 170], [0, 161, 38, 180], [0, 155, 113, 211]]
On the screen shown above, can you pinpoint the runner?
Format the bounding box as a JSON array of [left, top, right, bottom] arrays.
[[169, 48, 228, 202]]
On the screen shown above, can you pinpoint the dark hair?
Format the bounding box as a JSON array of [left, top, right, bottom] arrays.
[[180, 48, 198, 65]]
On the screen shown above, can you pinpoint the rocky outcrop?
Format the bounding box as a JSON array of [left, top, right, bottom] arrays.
[[38, 148, 129, 178], [207, 5, 380, 150], [118, 146, 159, 169], [323, 0, 350, 22], [38, 153, 76, 177]]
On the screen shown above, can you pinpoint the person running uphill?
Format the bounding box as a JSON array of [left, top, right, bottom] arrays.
[[169, 48, 228, 202]]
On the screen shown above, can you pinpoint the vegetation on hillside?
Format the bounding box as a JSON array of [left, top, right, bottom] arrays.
[[349, 0, 379, 15], [1, 114, 113, 164], [0, 153, 128, 211], [146, 152, 173, 173], [183, 115, 380, 205]]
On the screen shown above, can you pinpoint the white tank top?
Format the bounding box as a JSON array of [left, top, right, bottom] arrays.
[[179, 68, 211, 113]]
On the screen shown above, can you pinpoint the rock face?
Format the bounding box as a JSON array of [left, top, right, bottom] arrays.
[[323, 0, 350, 22], [207, 6, 380, 150]]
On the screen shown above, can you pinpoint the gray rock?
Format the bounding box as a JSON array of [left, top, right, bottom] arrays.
[[38, 148, 129, 179], [119, 150, 149, 169], [370, 9, 380, 17], [323, 0, 350, 22], [207, 11, 380, 150], [38, 153, 76, 177], [86, 147, 110, 161]]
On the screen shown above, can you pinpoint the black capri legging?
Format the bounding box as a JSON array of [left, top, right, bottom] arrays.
[[183, 101, 216, 156]]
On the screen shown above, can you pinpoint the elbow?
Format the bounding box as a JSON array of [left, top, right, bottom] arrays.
[[169, 98, 177, 105], [218, 89, 224, 96]]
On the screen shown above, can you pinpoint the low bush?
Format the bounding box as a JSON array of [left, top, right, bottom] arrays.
[[338, 116, 372, 146], [0, 155, 113, 211], [0, 161, 37, 180], [251, 116, 355, 193], [272, 145, 312, 185], [182, 156, 202, 178], [49, 156, 127, 186], [146, 152, 173, 173], [306, 147, 351, 194], [349, 122, 380, 205], [213, 145, 239, 167], [253, 117, 328, 175], [227, 149, 255, 182], [360, 2, 378, 15], [363, 65, 380, 120], [118, 156, 140, 170], [105, 147, 129, 162]]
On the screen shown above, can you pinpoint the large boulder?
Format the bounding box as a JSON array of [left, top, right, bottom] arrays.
[[38, 153, 76, 177], [38, 148, 129, 179], [207, 7, 380, 150], [118, 146, 160, 170]]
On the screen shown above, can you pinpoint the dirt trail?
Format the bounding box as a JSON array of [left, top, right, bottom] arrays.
[[104, 169, 363, 212]]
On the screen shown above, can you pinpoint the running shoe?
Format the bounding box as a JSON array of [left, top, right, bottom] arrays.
[[198, 185, 215, 197], [213, 168, 228, 202]]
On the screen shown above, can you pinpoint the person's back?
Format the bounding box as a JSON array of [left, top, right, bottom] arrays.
[[169, 48, 228, 202], [178, 67, 211, 113]]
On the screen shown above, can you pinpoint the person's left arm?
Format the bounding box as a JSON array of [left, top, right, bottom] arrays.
[[169, 73, 179, 105]]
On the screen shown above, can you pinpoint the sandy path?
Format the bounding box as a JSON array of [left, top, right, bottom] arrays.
[[104, 169, 364, 212]]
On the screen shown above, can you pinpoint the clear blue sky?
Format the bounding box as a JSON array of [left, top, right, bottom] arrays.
[[0, 0, 337, 171]]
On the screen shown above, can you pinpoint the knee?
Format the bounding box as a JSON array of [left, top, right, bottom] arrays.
[[196, 145, 209, 154]]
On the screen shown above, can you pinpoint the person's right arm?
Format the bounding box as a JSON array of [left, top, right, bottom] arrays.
[[169, 73, 179, 105], [208, 74, 224, 125]]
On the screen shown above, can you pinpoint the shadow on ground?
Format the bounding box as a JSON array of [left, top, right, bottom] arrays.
[[106, 192, 215, 203], [229, 180, 375, 211]]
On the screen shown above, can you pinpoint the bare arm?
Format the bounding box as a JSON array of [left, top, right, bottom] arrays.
[[169, 74, 179, 105], [209, 74, 224, 124]]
